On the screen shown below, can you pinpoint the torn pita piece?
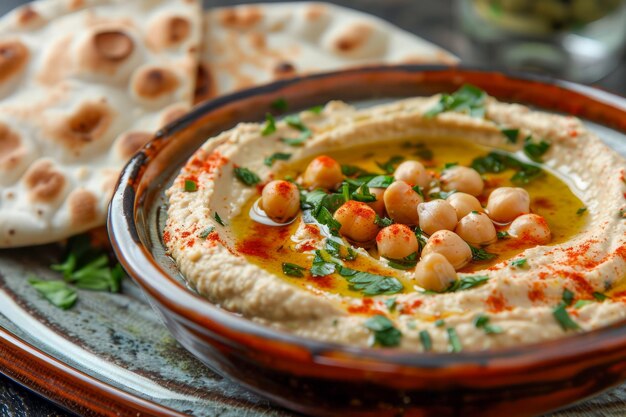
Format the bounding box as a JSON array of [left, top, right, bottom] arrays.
[[0, 0, 202, 247], [196, 2, 457, 101]]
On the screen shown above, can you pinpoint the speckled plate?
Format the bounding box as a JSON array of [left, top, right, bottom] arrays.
[[2, 66, 626, 417]]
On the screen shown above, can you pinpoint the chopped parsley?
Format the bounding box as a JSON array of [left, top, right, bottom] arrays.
[[562, 288, 575, 306], [365, 175, 394, 188], [403, 142, 434, 160], [198, 226, 214, 239], [339, 266, 403, 295], [523, 136, 550, 162], [261, 113, 276, 136], [593, 291, 608, 301], [341, 165, 371, 177], [214, 212, 225, 226], [419, 330, 432, 351], [510, 258, 528, 269], [280, 114, 312, 146], [576, 207, 587, 216], [386, 252, 418, 271], [234, 167, 261, 186], [574, 300, 593, 309], [501, 128, 519, 144], [374, 214, 393, 228], [310, 250, 337, 277], [313, 206, 342, 236], [384, 297, 397, 312], [325, 238, 357, 261], [446, 327, 463, 352], [28, 279, 77, 310], [412, 185, 424, 198], [308, 105, 324, 114], [351, 184, 377, 203], [434, 319, 445, 327], [376, 155, 404, 174], [497, 231, 510, 240], [264, 152, 291, 167], [365, 315, 402, 347], [282, 262, 306, 278], [270, 97, 288, 112], [470, 245, 497, 261], [184, 179, 197, 192], [553, 303, 580, 331], [447, 275, 489, 292], [428, 189, 456, 200], [474, 314, 503, 335], [444, 162, 459, 169], [425, 84, 487, 119], [471, 151, 544, 185]]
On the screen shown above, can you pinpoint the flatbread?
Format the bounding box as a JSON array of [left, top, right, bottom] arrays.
[[0, 0, 202, 248], [195, 2, 458, 101]]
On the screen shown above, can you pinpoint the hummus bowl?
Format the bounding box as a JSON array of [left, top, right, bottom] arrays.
[[109, 66, 626, 417]]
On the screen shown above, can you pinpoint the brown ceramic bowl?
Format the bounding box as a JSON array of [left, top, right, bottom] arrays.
[[108, 66, 626, 417]]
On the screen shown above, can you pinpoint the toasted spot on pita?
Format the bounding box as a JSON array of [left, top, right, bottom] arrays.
[[148, 16, 191, 50], [0, 41, 29, 84], [132, 66, 179, 99], [248, 32, 266, 49], [329, 22, 387, 59], [94, 31, 134, 61], [115, 131, 152, 159], [24, 159, 66, 203], [0, 123, 26, 172], [218, 6, 262, 29], [15, 5, 44, 29], [273, 61, 296, 78], [68, 0, 86, 11], [305, 4, 328, 21], [193, 63, 216, 103], [51, 101, 114, 149], [68, 188, 98, 226]]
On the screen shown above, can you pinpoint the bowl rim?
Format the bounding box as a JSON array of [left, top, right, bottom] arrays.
[[108, 64, 626, 372]]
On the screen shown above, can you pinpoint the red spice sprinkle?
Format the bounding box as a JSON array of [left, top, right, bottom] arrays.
[[337, 200, 376, 220], [237, 238, 272, 259], [163, 231, 171, 243], [314, 155, 338, 168], [309, 274, 334, 289], [347, 298, 385, 315], [486, 291, 508, 313], [527, 282, 545, 303], [533, 197, 554, 210]]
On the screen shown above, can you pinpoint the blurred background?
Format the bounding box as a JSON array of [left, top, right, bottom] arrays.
[[3, 0, 623, 91]]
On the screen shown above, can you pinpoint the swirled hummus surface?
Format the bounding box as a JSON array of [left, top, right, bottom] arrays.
[[165, 86, 626, 352]]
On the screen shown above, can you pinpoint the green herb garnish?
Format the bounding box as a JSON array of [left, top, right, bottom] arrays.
[[282, 262, 306, 277], [351, 184, 377, 203], [376, 155, 404, 174], [313, 206, 342, 236], [562, 288, 575, 306], [214, 212, 225, 226], [446, 327, 463, 352], [523, 136, 550, 163], [234, 167, 261, 186], [384, 297, 397, 312], [308, 105, 324, 114], [365, 315, 402, 347], [281, 130, 312, 146], [447, 275, 489, 292], [553, 303, 580, 331], [501, 128, 519, 144], [576, 207, 587, 216], [497, 231, 510, 240], [366, 175, 394, 188], [593, 292, 608, 301], [444, 162, 458, 169], [184, 179, 197, 192], [264, 152, 291, 167], [28, 278, 77, 310], [339, 266, 403, 295], [386, 252, 418, 271], [425, 84, 487, 119], [271, 98, 288, 112], [574, 300, 593, 309], [261, 113, 277, 136], [310, 250, 336, 277], [434, 319, 445, 327], [325, 239, 357, 261], [471, 152, 544, 185], [419, 330, 432, 351], [341, 165, 371, 177], [474, 314, 503, 335], [374, 214, 393, 228], [510, 258, 528, 269], [470, 245, 497, 261]]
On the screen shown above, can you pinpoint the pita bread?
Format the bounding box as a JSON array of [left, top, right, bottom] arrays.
[[195, 2, 458, 101], [0, 0, 202, 248]]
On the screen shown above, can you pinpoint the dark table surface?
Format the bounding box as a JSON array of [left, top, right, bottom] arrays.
[[1, 0, 625, 416]]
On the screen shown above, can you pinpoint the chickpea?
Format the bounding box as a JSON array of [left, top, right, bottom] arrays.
[[440, 166, 484, 197], [302, 155, 343, 190], [413, 253, 458, 292], [486, 187, 530, 223], [446, 192, 483, 220], [367, 187, 386, 216], [455, 212, 496, 246], [333, 201, 379, 242], [394, 160, 430, 189], [417, 200, 457, 235], [259, 180, 301, 223], [383, 180, 423, 225], [376, 224, 419, 259], [508, 213, 551, 244], [421, 230, 472, 270]]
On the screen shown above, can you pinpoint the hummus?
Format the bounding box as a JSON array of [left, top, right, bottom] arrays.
[[164, 86, 626, 352]]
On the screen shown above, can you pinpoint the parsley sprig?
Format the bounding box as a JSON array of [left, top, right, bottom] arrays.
[[365, 315, 402, 347], [425, 84, 487, 119]]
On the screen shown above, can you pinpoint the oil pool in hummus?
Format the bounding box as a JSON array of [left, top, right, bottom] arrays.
[[164, 85, 626, 352]]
